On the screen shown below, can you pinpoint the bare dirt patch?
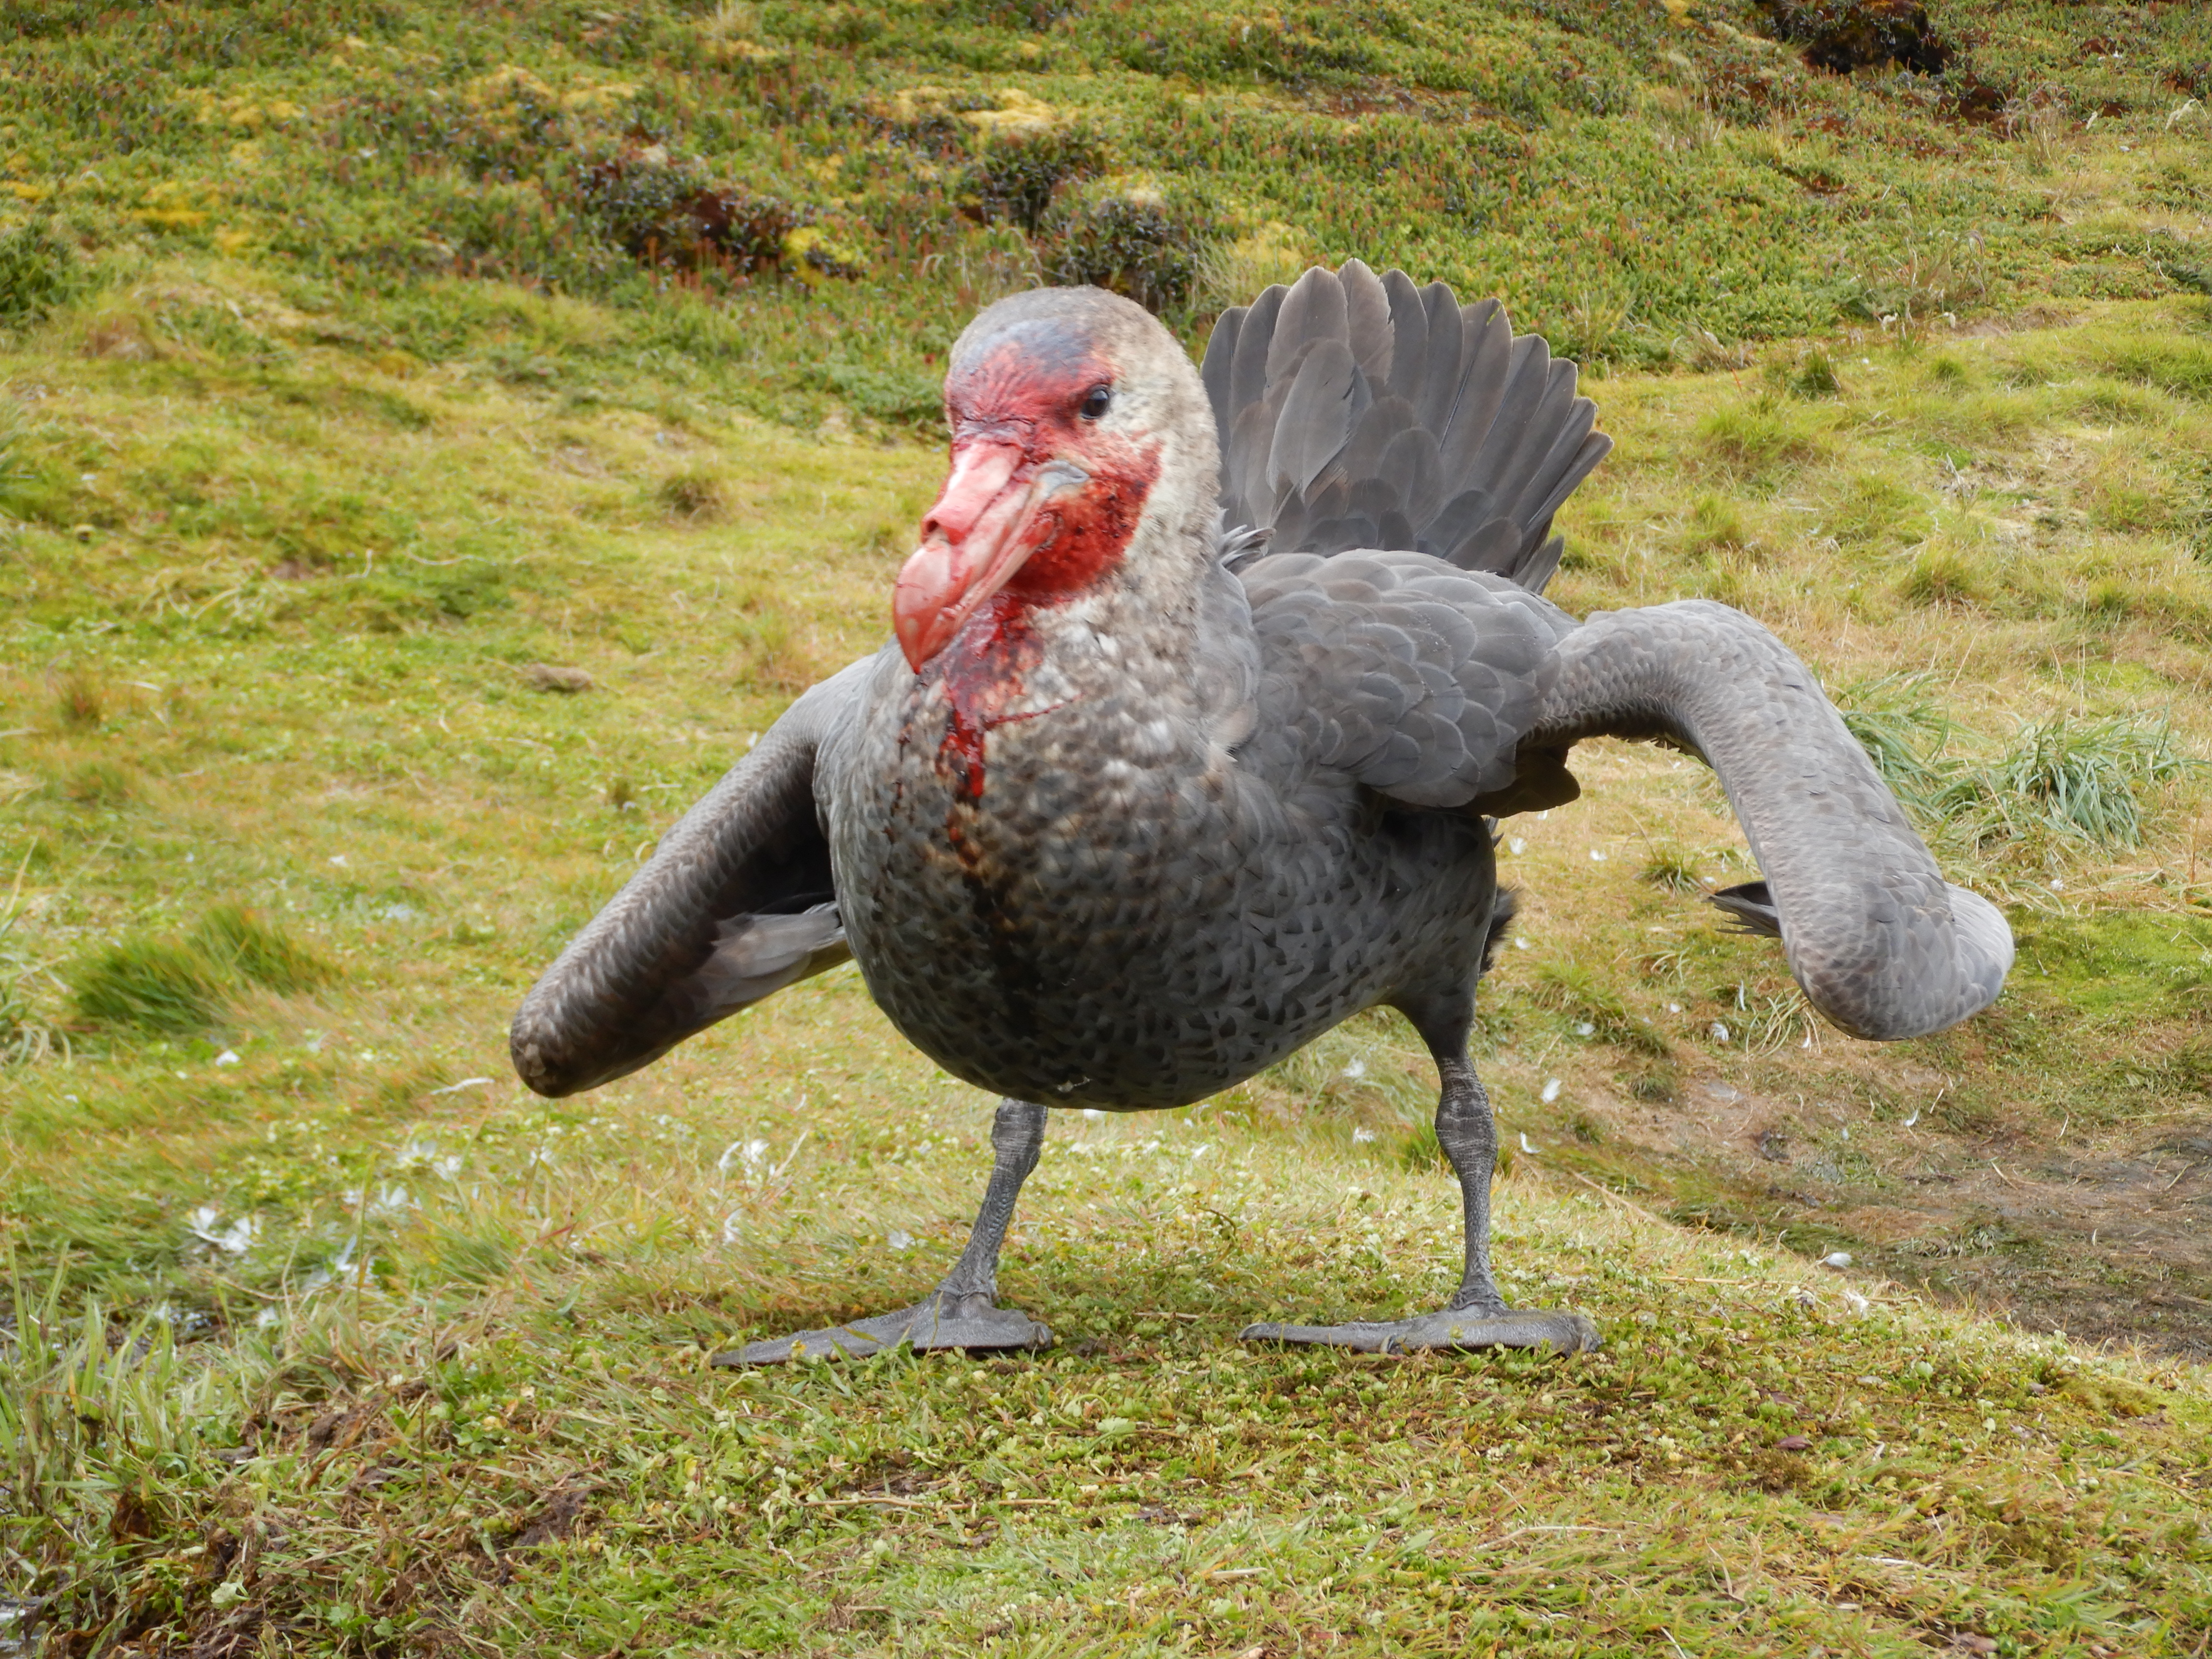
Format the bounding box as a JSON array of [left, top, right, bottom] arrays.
[[1560, 1066, 2212, 1358]]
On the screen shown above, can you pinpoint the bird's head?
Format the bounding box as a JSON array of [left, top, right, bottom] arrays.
[[893, 286, 1217, 672]]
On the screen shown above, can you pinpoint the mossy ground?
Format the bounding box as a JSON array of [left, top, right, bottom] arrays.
[[4, 1, 2212, 1655]]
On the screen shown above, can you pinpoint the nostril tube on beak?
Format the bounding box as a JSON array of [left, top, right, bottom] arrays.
[[923, 442, 1023, 545]]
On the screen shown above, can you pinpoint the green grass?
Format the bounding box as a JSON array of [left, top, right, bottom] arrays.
[[5, 0, 2212, 1653], [1836, 672, 1956, 810], [8, 1157, 2210, 1657], [190, 903, 336, 996], [68, 938, 227, 1036], [1942, 717, 2190, 852]]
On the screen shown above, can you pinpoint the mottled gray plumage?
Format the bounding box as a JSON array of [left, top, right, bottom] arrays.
[[511, 267, 2010, 1364]]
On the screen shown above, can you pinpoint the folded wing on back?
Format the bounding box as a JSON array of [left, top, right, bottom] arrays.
[[1237, 550, 1580, 813]]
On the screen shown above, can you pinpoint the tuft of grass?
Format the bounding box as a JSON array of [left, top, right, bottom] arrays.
[[2182, 457, 2212, 562], [655, 467, 727, 520], [0, 974, 59, 1065], [0, 219, 87, 331], [52, 669, 103, 730], [1737, 987, 1818, 1057], [0, 884, 66, 1066], [2084, 577, 2136, 620], [1837, 672, 1955, 811], [1677, 493, 1756, 559], [1825, 472, 1923, 549], [60, 759, 133, 807], [189, 904, 334, 995], [1938, 717, 2189, 852], [1398, 1117, 1445, 1172], [1923, 352, 1971, 387], [1835, 686, 2193, 854], [1531, 962, 1671, 1058], [1551, 286, 1641, 373], [811, 361, 945, 428], [1695, 399, 1826, 481], [1898, 542, 1984, 606], [1192, 223, 1312, 314], [1637, 842, 1706, 894], [69, 938, 225, 1035], [66, 907, 329, 1034], [729, 606, 817, 695], [1672, 323, 1753, 374], [2099, 338, 2212, 402], [1779, 348, 1842, 398]]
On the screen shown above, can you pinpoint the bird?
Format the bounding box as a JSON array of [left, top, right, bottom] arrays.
[[510, 262, 2013, 1363]]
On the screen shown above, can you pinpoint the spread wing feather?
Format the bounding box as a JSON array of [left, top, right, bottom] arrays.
[[509, 659, 870, 1097], [1522, 601, 2012, 1041], [1203, 262, 1612, 592]]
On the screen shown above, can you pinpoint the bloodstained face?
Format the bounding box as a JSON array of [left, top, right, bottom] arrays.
[[892, 318, 1162, 671]]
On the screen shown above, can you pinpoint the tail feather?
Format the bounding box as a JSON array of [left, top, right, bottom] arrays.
[[1204, 263, 1611, 594]]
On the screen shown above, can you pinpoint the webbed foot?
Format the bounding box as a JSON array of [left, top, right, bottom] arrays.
[[1239, 1306, 1599, 1355], [713, 1291, 1054, 1366]]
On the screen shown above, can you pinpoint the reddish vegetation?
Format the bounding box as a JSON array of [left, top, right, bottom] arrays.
[[577, 150, 797, 276], [1755, 0, 1954, 76]]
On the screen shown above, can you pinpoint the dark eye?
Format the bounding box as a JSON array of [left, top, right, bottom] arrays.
[[1079, 384, 1112, 421]]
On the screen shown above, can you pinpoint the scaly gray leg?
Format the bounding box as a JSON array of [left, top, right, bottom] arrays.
[[715, 1098, 1054, 1365], [1242, 1050, 1600, 1356]]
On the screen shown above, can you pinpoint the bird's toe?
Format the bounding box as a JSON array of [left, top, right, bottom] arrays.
[[712, 1295, 1054, 1367], [1396, 1306, 1601, 1354], [1240, 1306, 1599, 1356], [713, 1322, 894, 1366]]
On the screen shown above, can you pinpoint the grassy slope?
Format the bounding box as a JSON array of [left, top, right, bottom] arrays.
[[4, 1, 2212, 1654]]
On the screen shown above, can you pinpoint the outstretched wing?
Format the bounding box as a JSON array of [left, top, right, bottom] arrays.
[[1519, 600, 2013, 1041], [1238, 549, 1580, 812], [1203, 262, 1612, 593], [510, 659, 871, 1097]]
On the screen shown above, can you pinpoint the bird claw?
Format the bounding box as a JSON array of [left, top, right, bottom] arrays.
[[713, 1292, 1055, 1367], [1238, 1307, 1600, 1355]]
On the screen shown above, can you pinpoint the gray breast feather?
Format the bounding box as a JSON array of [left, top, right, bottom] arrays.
[[1241, 549, 1575, 810]]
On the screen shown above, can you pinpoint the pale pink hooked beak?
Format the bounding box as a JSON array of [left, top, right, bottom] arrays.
[[894, 441, 1089, 670]]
